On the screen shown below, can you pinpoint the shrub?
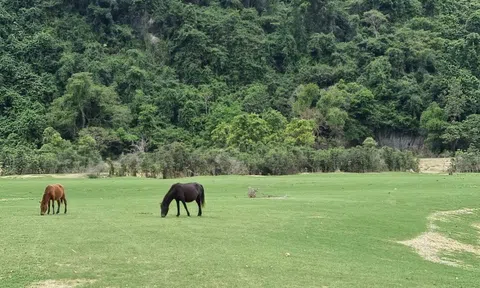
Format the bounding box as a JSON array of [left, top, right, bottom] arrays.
[[0, 139, 420, 177], [454, 146, 480, 172], [86, 162, 109, 178], [381, 147, 419, 172]]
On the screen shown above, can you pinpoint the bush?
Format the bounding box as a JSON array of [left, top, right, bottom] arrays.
[[261, 146, 298, 175], [454, 146, 480, 172], [202, 149, 248, 176], [0, 140, 420, 177], [86, 162, 109, 178], [341, 146, 386, 172], [381, 147, 419, 172]]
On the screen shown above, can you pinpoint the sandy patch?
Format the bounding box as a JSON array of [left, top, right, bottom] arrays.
[[28, 279, 96, 288], [398, 208, 480, 267]]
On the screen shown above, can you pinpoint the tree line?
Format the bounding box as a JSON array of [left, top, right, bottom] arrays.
[[1, 0, 480, 175]]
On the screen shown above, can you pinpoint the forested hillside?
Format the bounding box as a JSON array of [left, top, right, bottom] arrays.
[[1, 0, 480, 176]]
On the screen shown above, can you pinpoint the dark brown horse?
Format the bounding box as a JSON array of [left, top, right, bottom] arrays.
[[40, 184, 67, 215], [160, 182, 205, 217]]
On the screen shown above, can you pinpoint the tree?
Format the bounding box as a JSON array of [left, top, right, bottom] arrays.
[[239, 83, 271, 114], [420, 102, 448, 152], [284, 119, 315, 146], [225, 114, 272, 152], [362, 10, 388, 38], [443, 79, 467, 122], [292, 83, 321, 118], [49, 72, 130, 137], [461, 114, 480, 149], [466, 10, 480, 34], [261, 109, 288, 143]]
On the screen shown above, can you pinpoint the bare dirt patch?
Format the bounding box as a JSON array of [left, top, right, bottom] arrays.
[[398, 208, 480, 268], [28, 279, 96, 288], [399, 232, 480, 267], [418, 158, 451, 174]]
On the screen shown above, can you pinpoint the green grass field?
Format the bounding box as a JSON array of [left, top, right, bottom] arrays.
[[1, 173, 479, 288]]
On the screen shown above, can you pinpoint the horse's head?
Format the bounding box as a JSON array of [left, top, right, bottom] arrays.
[[160, 202, 169, 217], [40, 200, 48, 215]]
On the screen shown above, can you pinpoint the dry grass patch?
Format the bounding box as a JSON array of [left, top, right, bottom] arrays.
[[27, 279, 96, 288], [399, 232, 480, 267], [418, 158, 451, 174], [1, 174, 87, 179], [0, 198, 34, 202], [427, 208, 476, 230], [398, 208, 480, 268]]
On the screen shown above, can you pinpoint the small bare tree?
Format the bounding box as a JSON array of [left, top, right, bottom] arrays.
[[132, 137, 149, 153]]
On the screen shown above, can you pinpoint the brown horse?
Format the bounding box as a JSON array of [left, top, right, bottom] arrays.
[[160, 182, 205, 217], [40, 184, 67, 215]]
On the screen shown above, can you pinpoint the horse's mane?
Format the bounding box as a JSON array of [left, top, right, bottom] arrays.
[[41, 188, 51, 205], [161, 183, 177, 204]]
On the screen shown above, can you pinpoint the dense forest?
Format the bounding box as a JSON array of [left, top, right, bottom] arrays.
[[1, 0, 480, 176]]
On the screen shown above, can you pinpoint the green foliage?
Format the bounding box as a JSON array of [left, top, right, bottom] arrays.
[[454, 145, 480, 173], [226, 114, 272, 152], [420, 102, 448, 152], [1, 0, 480, 176], [50, 73, 130, 137], [362, 137, 377, 148], [284, 119, 315, 147]]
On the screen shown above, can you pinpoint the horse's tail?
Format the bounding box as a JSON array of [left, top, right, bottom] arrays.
[[200, 184, 205, 207]]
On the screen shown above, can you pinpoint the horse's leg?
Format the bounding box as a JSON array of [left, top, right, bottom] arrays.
[[196, 198, 202, 216], [64, 198, 67, 214], [47, 200, 51, 214], [181, 200, 190, 217], [176, 199, 180, 217], [51, 200, 55, 215], [56, 200, 61, 214]]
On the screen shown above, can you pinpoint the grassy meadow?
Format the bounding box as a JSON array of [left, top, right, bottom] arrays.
[[0, 173, 479, 287]]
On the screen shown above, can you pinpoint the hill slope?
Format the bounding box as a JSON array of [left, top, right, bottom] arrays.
[[1, 0, 479, 172]]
